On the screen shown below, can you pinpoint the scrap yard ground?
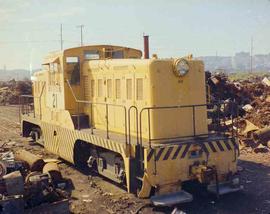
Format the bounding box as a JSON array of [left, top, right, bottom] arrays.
[[0, 105, 270, 214]]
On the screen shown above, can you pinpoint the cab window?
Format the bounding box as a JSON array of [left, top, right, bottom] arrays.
[[105, 49, 124, 59], [112, 50, 124, 59], [66, 56, 80, 85], [49, 63, 59, 85], [66, 57, 79, 64], [84, 50, 100, 60]]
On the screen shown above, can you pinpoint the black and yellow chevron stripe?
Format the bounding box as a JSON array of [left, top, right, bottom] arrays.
[[41, 122, 126, 163], [147, 139, 238, 162]]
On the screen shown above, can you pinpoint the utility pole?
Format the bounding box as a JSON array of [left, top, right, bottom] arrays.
[[60, 24, 63, 50], [250, 37, 253, 73], [77, 25, 84, 46]]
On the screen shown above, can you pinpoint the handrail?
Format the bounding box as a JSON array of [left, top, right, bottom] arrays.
[[128, 106, 139, 145], [39, 82, 46, 120], [20, 95, 38, 116], [21, 80, 238, 151], [19, 95, 35, 120], [66, 80, 128, 144], [139, 102, 238, 148], [66, 80, 126, 108], [67, 77, 237, 148], [19, 82, 46, 121]]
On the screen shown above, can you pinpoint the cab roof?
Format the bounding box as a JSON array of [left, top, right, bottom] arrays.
[[43, 45, 142, 65]]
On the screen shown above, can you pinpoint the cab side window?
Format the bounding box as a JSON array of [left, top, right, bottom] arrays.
[[66, 57, 80, 85], [84, 50, 100, 60], [49, 63, 59, 86], [112, 50, 124, 59]]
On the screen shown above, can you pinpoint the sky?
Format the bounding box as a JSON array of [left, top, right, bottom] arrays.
[[0, 0, 270, 70]]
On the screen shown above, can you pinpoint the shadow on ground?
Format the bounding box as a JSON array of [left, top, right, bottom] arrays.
[[147, 159, 270, 214]]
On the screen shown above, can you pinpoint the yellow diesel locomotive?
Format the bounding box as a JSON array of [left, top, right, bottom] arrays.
[[20, 44, 241, 205]]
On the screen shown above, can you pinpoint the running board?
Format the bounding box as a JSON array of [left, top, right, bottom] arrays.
[[150, 190, 193, 206], [207, 182, 243, 195]]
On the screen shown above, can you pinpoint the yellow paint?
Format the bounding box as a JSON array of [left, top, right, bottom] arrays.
[[21, 45, 239, 198]]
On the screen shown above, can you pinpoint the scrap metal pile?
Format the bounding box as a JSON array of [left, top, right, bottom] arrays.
[[206, 72, 270, 152], [0, 147, 69, 214], [0, 79, 32, 105]]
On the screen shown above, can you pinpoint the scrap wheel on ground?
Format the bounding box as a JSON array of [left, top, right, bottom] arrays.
[[30, 127, 43, 145]]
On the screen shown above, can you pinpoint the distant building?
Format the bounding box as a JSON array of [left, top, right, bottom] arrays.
[[198, 56, 233, 72], [253, 54, 270, 71], [198, 52, 270, 72], [233, 52, 250, 71]]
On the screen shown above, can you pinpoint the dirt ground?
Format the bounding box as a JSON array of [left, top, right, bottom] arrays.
[[0, 105, 270, 214]]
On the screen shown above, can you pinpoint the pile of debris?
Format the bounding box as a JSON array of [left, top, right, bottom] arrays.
[[241, 77, 270, 127], [0, 147, 69, 213], [206, 72, 270, 152], [0, 79, 32, 105]]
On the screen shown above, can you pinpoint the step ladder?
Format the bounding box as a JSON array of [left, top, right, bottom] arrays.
[[71, 113, 90, 130]]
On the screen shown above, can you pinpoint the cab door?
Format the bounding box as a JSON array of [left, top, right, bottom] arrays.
[[112, 72, 125, 134], [125, 72, 137, 142], [93, 73, 106, 130], [134, 72, 149, 140], [105, 73, 114, 133]]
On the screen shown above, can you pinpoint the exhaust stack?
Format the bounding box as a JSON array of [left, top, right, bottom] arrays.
[[143, 35, 149, 59]]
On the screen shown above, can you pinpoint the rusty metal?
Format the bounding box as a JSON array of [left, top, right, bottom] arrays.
[[43, 162, 62, 183], [3, 171, 24, 195], [24, 171, 68, 210], [239, 120, 259, 137], [15, 150, 45, 171], [0, 161, 7, 177], [25, 171, 49, 184], [27, 199, 69, 214], [0, 195, 24, 214], [253, 127, 270, 143]]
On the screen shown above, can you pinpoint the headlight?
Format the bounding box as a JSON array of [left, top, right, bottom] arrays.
[[174, 59, 189, 76]]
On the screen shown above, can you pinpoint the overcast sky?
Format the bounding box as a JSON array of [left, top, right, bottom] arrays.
[[0, 0, 270, 70]]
